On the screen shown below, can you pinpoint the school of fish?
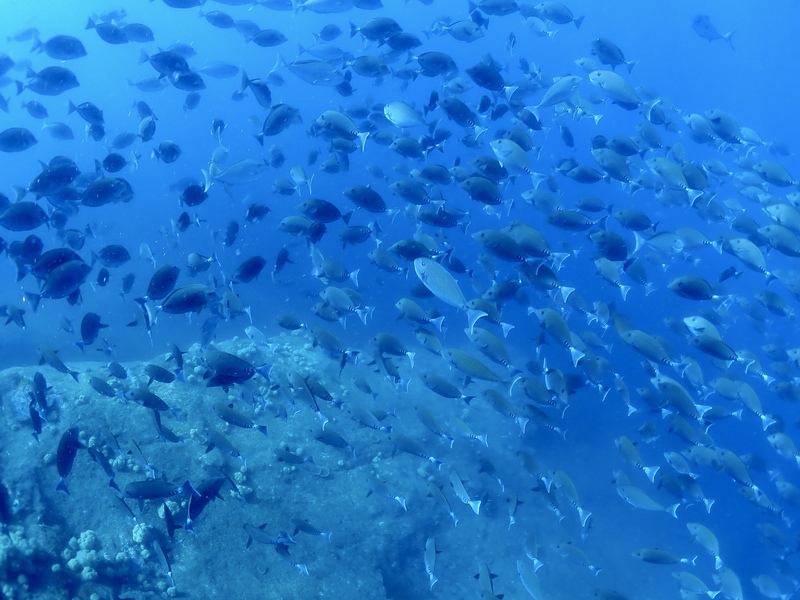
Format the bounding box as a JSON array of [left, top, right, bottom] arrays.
[[0, 1, 798, 599]]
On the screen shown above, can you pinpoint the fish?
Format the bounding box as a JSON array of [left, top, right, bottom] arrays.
[[553, 542, 601, 575], [144, 364, 177, 385], [86, 18, 128, 44], [686, 522, 724, 569], [202, 348, 266, 389], [32, 34, 87, 60], [589, 70, 640, 108], [534, 2, 584, 28], [56, 426, 84, 493], [448, 469, 481, 515], [122, 23, 155, 42], [617, 484, 679, 518], [449, 415, 488, 447], [692, 14, 734, 47], [283, 57, 346, 87], [289, 517, 331, 543], [533, 75, 582, 115], [125, 480, 199, 501], [93, 244, 131, 268], [590, 37, 636, 72], [0, 304, 26, 329], [153, 141, 182, 163], [76, 312, 108, 351], [384, 101, 426, 128], [489, 138, 542, 184], [143, 264, 180, 300], [315, 23, 342, 41], [424, 538, 438, 590], [414, 258, 486, 331], [82, 177, 134, 206], [232, 256, 267, 283], [667, 275, 724, 301], [204, 159, 268, 186], [213, 402, 268, 436], [159, 284, 215, 314], [17, 66, 79, 96], [390, 433, 443, 469], [0, 128, 37, 153], [37, 345, 79, 382]]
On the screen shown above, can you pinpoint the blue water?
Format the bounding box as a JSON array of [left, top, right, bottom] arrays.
[[0, 1, 799, 599]]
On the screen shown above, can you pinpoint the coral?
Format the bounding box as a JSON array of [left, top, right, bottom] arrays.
[[132, 523, 151, 545], [79, 529, 97, 551]]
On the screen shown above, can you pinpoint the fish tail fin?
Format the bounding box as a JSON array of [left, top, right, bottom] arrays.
[[182, 480, 201, 498], [468, 499, 481, 515], [30, 34, 42, 53], [724, 31, 735, 50], [644, 466, 660, 483], [574, 15, 585, 29], [13, 185, 27, 201], [466, 309, 487, 333], [358, 131, 369, 153], [578, 507, 592, 527], [570, 347, 585, 366], [25, 292, 41, 312]]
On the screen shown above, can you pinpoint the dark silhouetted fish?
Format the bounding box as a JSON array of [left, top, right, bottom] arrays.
[[0, 128, 37, 153], [233, 256, 267, 283], [56, 427, 84, 493], [17, 66, 79, 95], [76, 312, 108, 351], [32, 34, 87, 60], [144, 264, 180, 300], [92, 244, 131, 268], [160, 284, 215, 314]]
